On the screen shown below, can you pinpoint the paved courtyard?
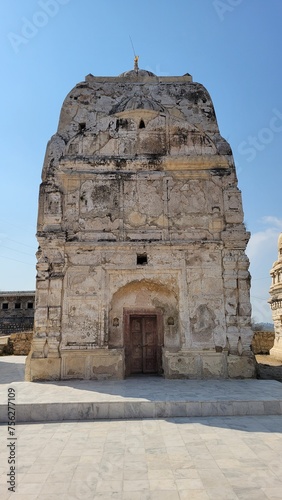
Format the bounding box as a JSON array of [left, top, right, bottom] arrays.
[[1, 356, 282, 499], [1, 357, 282, 422], [1, 416, 282, 499]]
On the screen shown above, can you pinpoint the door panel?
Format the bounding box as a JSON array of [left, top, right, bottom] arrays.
[[129, 315, 158, 374], [130, 317, 143, 373], [143, 316, 157, 373]]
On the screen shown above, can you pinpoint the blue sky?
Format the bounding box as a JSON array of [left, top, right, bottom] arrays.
[[1, 0, 282, 323]]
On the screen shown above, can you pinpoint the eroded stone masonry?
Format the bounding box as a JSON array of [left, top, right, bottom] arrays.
[[26, 65, 256, 381]]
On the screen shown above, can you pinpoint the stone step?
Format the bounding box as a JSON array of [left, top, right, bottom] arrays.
[[2, 398, 281, 423], [1, 377, 282, 423]]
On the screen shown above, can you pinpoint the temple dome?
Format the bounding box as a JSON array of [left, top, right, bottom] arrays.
[[118, 69, 156, 78]]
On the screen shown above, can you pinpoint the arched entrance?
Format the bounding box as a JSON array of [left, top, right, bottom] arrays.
[[124, 309, 164, 376], [108, 278, 179, 378]]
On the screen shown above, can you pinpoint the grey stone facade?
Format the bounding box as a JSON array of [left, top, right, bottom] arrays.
[[0, 291, 34, 335], [26, 66, 255, 381]]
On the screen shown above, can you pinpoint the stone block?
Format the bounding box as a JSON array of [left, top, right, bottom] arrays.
[[227, 354, 256, 379], [163, 351, 200, 379], [93, 403, 109, 419], [28, 358, 61, 381], [185, 402, 201, 417], [90, 350, 124, 380], [217, 402, 234, 416], [124, 402, 142, 419], [155, 402, 173, 418], [232, 401, 250, 416], [63, 355, 86, 379], [202, 353, 227, 378], [108, 402, 125, 419], [61, 349, 124, 380], [248, 401, 265, 415], [139, 402, 156, 418], [201, 402, 219, 416], [263, 401, 281, 415]]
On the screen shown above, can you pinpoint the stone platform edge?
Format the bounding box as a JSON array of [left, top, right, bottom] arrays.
[[1, 399, 282, 423]]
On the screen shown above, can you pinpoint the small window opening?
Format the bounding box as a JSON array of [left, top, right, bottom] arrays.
[[79, 122, 86, 132], [27, 302, 34, 309], [15, 303, 21, 309], [137, 254, 148, 266], [2, 303, 8, 310], [139, 119, 145, 129]]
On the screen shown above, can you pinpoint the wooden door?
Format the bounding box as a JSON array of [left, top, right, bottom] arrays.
[[129, 315, 158, 374]]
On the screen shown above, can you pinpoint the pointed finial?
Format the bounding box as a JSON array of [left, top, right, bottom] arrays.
[[134, 55, 139, 72]]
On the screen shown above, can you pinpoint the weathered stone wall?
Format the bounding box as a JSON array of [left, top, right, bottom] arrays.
[[251, 331, 275, 355], [0, 331, 32, 356], [26, 68, 255, 381], [0, 336, 10, 356], [9, 331, 32, 356]]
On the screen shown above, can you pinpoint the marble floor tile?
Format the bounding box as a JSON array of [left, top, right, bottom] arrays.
[[234, 488, 269, 500], [147, 468, 174, 480], [150, 492, 180, 500], [19, 473, 49, 484], [68, 481, 97, 500], [96, 480, 123, 492], [46, 470, 75, 483], [123, 480, 150, 491], [4, 496, 38, 500], [262, 488, 282, 499], [70, 468, 99, 483], [173, 468, 200, 479], [193, 458, 221, 470], [176, 478, 205, 490], [146, 458, 171, 470], [122, 492, 150, 500], [179, 491, 209, 500], [93, 495, 122, 500], [76, 454, 100, 465], [205, 487, 239, 499], [123, 461, 147, 472], [123, 470, 148, 480], [124, 452, 147, 462], [11, 483, 44, 495], [149, 478, 177, 490], [36, 496, 68, 500]]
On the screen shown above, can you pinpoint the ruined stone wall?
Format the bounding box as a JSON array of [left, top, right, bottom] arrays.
[[251, 331, 275, 355], [9, 331, 32, 356]]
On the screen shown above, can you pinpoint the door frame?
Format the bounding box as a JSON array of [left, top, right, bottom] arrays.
[[123, 308, 164, 377]]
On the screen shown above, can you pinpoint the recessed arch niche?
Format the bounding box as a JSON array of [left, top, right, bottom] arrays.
[[108, 279, 179, 350]]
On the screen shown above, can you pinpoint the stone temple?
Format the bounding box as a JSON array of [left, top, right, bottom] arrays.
[[26, 63, 256, 381], [269, 233, 282, 360]]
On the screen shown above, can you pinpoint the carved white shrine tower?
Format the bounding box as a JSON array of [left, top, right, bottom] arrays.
[[269, 233, 282, 360]]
